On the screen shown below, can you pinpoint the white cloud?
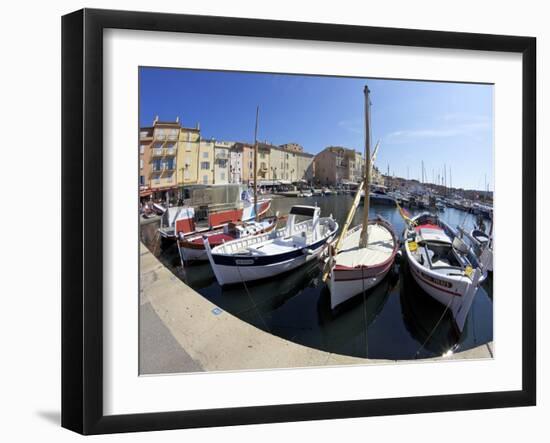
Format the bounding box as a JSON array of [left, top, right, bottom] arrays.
[[337, 118, 362, 135], [384, 117, 491, 144]]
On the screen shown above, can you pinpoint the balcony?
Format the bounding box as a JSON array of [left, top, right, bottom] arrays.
[[165, 147, 176, 156], [152, 148, 164, 157], [151, 164, 175, 174]]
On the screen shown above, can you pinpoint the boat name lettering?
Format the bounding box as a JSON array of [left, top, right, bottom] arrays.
[[420, 272, 453, 288], [235, 259, 255, 265]]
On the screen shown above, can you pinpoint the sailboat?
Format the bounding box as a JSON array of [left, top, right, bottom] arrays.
[[325, 85, 398, 310]]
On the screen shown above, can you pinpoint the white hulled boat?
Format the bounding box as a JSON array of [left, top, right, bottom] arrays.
[[327, 219, 398, 309], [205, 205, 338, 286], [403, 212, 489, 332], [325, 85, 398, 309], [177, 215, 278, 263]]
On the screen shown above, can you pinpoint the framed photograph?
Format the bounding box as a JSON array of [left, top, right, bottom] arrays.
[[62, 8, 536, 434]]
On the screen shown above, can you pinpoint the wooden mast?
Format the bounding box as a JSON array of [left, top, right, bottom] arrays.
[[359, 85, 371, 249], [253, 106, 259, 222]]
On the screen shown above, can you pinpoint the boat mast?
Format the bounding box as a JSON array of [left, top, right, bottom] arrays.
[[359, 85, 372, 249], [253, 106, 259, 221]]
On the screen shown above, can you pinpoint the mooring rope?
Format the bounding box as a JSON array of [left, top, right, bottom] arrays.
[[235, 261, 272, 333], [413, 294, 454, 359], [361, 265, 369, 359]]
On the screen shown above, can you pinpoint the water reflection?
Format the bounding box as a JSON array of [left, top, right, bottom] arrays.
[[141, 195, 493, 360]]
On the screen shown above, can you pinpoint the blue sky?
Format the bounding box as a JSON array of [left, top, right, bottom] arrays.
[[140, 68, 493, 191]]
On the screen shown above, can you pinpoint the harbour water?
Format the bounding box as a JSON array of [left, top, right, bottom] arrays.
[[141, 195, 493, 360]]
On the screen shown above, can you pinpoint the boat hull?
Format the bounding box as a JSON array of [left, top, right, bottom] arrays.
[[404, 237, 481, 332], [327, 221, 398, 309], [208, 237, 332, 286], [178, 217, 278, 263], [329, 261, 393, 310], [407, 258, 469, 312]]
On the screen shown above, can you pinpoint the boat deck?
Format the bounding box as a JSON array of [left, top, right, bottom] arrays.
[[335, 225, 395, 268], [234, 232, 311, 256]]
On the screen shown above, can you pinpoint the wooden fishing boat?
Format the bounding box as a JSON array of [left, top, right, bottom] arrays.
[[204, 205, 338, 286], [403, 212, 489, 332], [325, 85, 398, 309], [327, 219, 398, 309], [158, 184, 271, 243], [177, 215, 278, 263]]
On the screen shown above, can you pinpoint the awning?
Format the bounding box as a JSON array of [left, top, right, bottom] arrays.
[[139, 190, 153, 197], [255, 180, 280, 186], [151, 186, 179, 192]]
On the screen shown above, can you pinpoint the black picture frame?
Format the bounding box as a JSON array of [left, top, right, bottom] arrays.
[[61, 8, 536, 435]]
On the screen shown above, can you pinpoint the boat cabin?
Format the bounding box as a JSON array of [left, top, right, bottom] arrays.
[[286, 205, 321, 239]]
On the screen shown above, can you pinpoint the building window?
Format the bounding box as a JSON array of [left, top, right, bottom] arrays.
[[260, 153, 266, 159], [140, 159, 144, 169], [139, 144, 145, 154], [249, 161, 253, 169], [140, 175, 145, 185], [201, 162, 210, 170], [218, 159, 227, 168], [152, 159, 162, 172], [221, 172, 225, 181], [202, 151, 209, 159], [203, 175, 208, 184]]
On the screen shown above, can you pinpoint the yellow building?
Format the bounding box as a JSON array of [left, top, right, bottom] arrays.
[[177, 124, 201, 187], [198, 139, 215, 184], [149, 118, 179, 201], [139, 126, 153, 201], [257, 143, 271, 181]]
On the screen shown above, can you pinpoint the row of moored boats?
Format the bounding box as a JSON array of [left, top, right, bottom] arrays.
[[157, 85, 493, 336]]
